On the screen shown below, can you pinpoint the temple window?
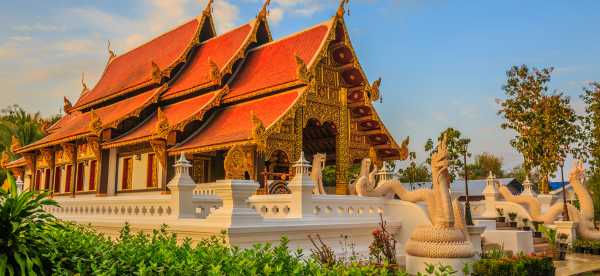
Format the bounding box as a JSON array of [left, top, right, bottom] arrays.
[[65, 165, 72, 192], [89, 160, 97, 191], [35, 170, 41, 191], [121, 157, 133, 190], [44, 168, 51, 190], [146, 154, 157, 188], [53, 166, 61, 193], [191, 155, 211, 183], [76, 162, 85, 191]]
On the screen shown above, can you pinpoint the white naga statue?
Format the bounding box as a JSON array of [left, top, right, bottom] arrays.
[[310, 153, 327, 195], [498, 161, 600, 240], [353, 135, 475, 258]]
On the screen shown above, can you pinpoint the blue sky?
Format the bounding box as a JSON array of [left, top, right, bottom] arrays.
[[1, 0, 599, 177]]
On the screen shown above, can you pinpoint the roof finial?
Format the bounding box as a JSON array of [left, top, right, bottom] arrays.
[[107, 40, 116, 60], [203, 0, 214, 16], [81, 72, 89, 94], [63, 96, 73, 114], [258, 0, 271, 19], [337, 0, 350, 18]]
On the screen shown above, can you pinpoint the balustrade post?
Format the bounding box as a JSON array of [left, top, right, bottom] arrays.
[[167, 153, 197, 218]]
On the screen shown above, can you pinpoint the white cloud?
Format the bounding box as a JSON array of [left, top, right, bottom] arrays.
[[268, 7, 285, 25], [8, 36, 32, 42], [13, 24, 66, 33], [213, 0, 240, 32]]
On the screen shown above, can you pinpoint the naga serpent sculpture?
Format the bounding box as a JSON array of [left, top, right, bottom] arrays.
[[310, 153, 327, 195], [353, 135, 475, 258], [492, 160, 600, 239]]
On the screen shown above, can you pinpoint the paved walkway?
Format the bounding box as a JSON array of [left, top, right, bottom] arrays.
[[555, 253, 600, 275]]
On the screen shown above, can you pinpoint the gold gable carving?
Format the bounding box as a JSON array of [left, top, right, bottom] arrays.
[[81, 72, 90, 95], [154, 108, 171, 139], [150, 139, 167, 169], [88, 110, 103, 136], [224, 145, 246, 179], [258, 0, 271, 19], [151, 61, 164, 83], [63, 97, 73, 114], [1, 152, 10, 168], [86, 136, 101, 159], [295, 54, 311, 83], [61, 143, 76, 163], [208, 58, 221, 84], [251, 111, 267, 153]]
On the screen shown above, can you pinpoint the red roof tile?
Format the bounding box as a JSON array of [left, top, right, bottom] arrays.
[[73, 19, 201, 109], [224, 21, 331, 101], [106, 91, 217, 146], [170, 88, 303, 153], [161, 23, 254, 99], [20, 89, 160, 151]]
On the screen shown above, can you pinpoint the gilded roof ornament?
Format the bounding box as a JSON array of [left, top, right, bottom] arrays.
[[224, 144, 247, 179], [151, 61, 164, 83], [294, 54, 311, 83], [251, 110, 267, 152], [337, 0, 350, 17], [88, 110, 103, 136], [81, 72, 90, 95], [107, 40, 116, 61], [40, 121, 49, 136], [399, 136, 410, 160], [258, 0, 271, 19], [202, 0, 214, 16], [370, 77, 381, 102], [155, 107, 171, 139], [63, 96, 73, 114], [208, 57, 221, 83], [0, 151, 10, 168], [10, 136, 21, 153]]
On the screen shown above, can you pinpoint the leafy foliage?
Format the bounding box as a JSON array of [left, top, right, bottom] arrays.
[[425, 127, 470, 181], [471, 254, 555, 276], [467, 152, 504, 179], [0, 172, 59, 275], [498, 65, 579, 193], [579, 82, 600, 170]]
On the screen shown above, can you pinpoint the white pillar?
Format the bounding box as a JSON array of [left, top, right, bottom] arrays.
[[106, 148, 118, 196], [466, 225, 486, 256], [481, 171, 498, 219], [554, 221, 578, 245], [15, 175, 24, 192], [520, 176, 536, 197], [288, 152, 314, 218], [167, 153, 197, 218]]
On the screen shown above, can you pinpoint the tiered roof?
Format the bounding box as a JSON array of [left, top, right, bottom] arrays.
[[13, 1, 406, 162]]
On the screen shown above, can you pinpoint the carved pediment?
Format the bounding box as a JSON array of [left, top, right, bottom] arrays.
[[224, 145, 246, 179], [86, 136, 101, 159], [295, 54, 312, 83], [61, 143, 76, 163], [154, 108, 171, 139], [88, 110, 103, 136], [251, 111, 267, 153], [208, 57, 221, 84], [150, 139, 167, 169]]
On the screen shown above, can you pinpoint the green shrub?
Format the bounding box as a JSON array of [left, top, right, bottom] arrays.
[[471, 254, 555, 276], [0, 172, 59, 275], [38, 222, 407, 275]]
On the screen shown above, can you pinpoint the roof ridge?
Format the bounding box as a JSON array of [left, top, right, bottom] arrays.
[[247, 18, 334, 53]]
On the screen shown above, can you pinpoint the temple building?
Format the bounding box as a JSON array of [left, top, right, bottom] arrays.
[[3, 0, 407, 196]]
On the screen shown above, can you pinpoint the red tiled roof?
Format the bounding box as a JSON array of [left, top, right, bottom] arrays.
[[20, 89, 160, 151], [105, 91, 217, 147], [5, 157, 26, 168], [73, 19, 202, 109], [161, 23, 254, 99], [170, 88, 304, 153], [224, 21, 331, 101]]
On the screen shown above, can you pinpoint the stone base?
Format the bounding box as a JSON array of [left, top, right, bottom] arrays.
[[554, 220, 578, 245], [406, 255, 475, 276], [474, 219, 496, 231]]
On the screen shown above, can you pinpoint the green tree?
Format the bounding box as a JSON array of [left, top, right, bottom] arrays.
[[398, 151, 431, 186], [424, 127, 470, 181], [579, 82, 600, 171], [0, 105, 58, 185], [467, 152, 504, 180], [498, 65, 579, 193]]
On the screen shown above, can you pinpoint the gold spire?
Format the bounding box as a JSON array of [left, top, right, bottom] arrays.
[[370, 77, 381, 102], [337, 0, 350, 18], [202, 0, 214, 16], [81, 72, 90, 94], [258, 0, 271, 19], [63, 96, 73, 114]]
